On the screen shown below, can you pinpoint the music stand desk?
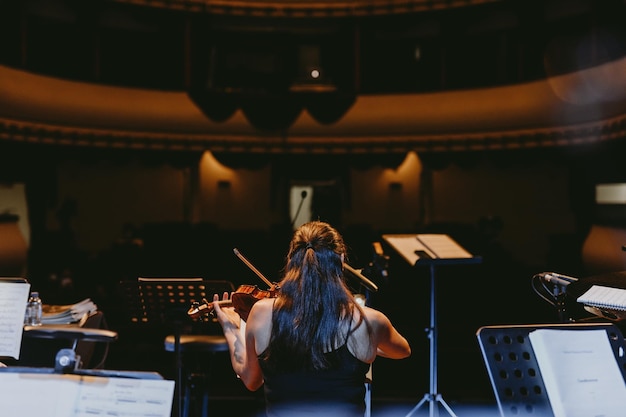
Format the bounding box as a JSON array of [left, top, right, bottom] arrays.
[[0, 365, 163, 379], [383, 234, 481, 417], [477, 322, 626, 417], [24, 325, 118, 343], [119, 279, 234, 417]]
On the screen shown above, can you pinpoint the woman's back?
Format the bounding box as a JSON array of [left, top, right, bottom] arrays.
[[212, 221, 410, 417], [259, 344, 370, 417]]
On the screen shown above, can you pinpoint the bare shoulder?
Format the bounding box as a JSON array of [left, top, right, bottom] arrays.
[[361, 305, 391, 328], [361, 305, 411, 359], [246, 297, 274, 354], [247, 298, 274, 324]]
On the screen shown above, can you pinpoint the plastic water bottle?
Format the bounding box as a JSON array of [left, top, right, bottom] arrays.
[[24, 291, 43, 326]]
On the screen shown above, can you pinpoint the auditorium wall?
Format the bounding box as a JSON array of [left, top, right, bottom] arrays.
[[42, 148, 579, 273]]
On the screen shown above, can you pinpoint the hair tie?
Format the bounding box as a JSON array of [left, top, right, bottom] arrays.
[[305, 243, 313, 250]]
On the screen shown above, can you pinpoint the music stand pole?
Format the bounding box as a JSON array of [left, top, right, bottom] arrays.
[[119, 278, 217, 417], [174, 329, 182, 417], [405, 262, 458, 417], [381, 233, 481, 417]]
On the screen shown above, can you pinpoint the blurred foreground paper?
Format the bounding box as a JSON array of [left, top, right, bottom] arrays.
[[0, 371, 174, 417]]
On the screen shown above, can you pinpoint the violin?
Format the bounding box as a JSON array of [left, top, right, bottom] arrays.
[[187, 248, 279, 322], [187, 283, 278, 322]]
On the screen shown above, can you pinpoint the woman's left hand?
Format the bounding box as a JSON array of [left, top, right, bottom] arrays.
[[213, 292, 241, 330]]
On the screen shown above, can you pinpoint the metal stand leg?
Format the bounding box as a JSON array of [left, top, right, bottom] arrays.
[[364, 378, 372, 417], [552, 284, 569, 323], [174, 330, 184, 417], [405, 264, 457, 417]]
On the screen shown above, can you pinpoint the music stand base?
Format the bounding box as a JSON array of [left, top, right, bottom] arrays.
[[405, 393, 458, 417]]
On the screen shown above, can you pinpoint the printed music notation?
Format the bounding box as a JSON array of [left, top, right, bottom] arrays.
[[0, 372, 175, 417], [0, 281, 30, 359], [382, 234, 476, 266]]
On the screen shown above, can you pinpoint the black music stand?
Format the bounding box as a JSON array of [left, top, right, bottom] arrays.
[[383, 234, 482, 417], [477, 323, 626, 417], [23, 323, 118, 372], [118, 278, 233, 417]]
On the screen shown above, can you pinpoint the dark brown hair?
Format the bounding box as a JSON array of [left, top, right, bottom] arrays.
[[260, 221, 369, 371]]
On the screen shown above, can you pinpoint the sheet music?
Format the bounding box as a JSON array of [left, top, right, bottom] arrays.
[[0, 372, 175, 417], [382, 234, 436, 265], [382, 234, 473, 265], [74, 375, 174, 416], [0, 281, 30, 359], [416, 234, 473, 259], [529, 329, 626, 417], [42, 298, 98, 324]]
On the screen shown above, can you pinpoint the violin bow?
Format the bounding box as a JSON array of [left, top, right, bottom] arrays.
[[233, 248, 274, 288]]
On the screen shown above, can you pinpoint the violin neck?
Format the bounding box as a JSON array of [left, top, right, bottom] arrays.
[[202, 299, 232, 309], [188, 299, 232, 320], [214, 299, 233, 308]]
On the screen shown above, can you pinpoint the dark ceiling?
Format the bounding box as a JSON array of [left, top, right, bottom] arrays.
[[1, 0, 624, 95]]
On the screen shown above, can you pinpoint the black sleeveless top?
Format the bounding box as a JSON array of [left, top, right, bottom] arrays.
[[258, 344, 370, 417]]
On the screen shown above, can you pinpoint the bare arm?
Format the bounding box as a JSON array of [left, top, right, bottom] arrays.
[[365, 307, 411, 359], [212, 293, 264, 391]]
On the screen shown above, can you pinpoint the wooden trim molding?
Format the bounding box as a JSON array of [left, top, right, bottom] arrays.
[[1, 57, 625, 154], [108, 0, 500, 17]]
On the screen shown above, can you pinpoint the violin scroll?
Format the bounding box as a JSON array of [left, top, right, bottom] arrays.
[[188, 248, 280, 321], [187, 298, 230, 320]]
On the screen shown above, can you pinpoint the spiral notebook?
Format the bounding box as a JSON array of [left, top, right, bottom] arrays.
[[577, 285, 626, 312]]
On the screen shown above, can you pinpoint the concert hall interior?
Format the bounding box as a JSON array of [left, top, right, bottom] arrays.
[[1, 0, 626, 416]]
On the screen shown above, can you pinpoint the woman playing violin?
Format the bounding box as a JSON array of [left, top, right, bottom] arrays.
[[213, 221, 411, 417]]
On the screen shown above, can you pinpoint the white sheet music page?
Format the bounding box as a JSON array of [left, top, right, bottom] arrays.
[[529, 328, 626, 417], [0, 281, 30, 358], [416, 234, 473, 259], [382, 234, 436, 265], [0, 373, 175, 417], [74, 375, 175, 416]]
